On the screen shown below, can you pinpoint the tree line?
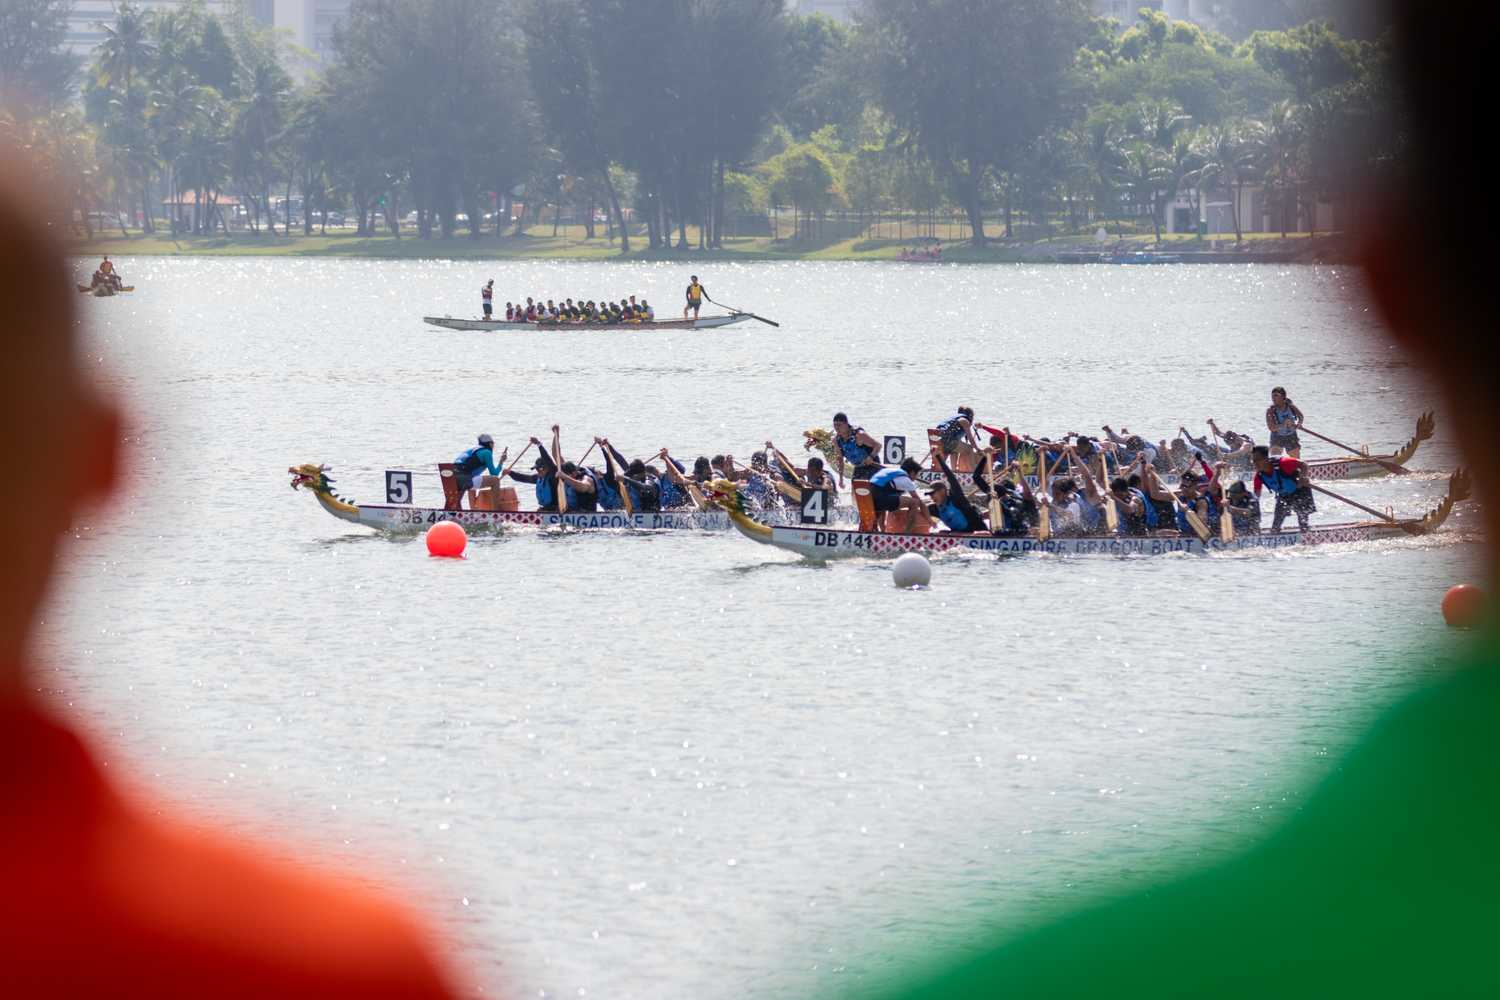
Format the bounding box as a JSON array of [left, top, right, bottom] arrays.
[[0, 0, 1400, 247]]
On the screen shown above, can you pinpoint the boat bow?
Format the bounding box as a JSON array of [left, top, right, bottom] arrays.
[[289, 463, 362, 523], [704, 479, 774, 544]]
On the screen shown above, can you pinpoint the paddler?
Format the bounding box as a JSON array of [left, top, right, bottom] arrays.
[[683, 275, 706, 319], [926, 453, 988, 533], [1251, 444, 1315, 532], [452, 433, 505, 509], [1265, 386, 1305, 458], [830, 412, 882, 484], [934, 406, 980, 466], [481, 279, 494, 320], [868, 458, 926, 532], [99, 255, 123, 290], [508, 434, 564, 511]]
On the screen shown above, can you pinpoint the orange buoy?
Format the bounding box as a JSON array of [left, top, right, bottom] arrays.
[[1441, 584, 1486, 628], [425, 520, 467, 558]]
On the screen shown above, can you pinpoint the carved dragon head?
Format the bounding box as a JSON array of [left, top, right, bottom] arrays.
[[289, 463, 333, 493], [802, 428, 840, 467], [703, 477, 749, 514]]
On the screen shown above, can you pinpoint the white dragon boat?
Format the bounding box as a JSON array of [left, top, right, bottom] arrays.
[[423, 313, 759, 332], [702, 471, 1469, 560], [288, 463, 849, 533]]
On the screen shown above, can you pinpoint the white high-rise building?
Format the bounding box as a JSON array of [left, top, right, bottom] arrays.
[[63, 0, 351, 66]]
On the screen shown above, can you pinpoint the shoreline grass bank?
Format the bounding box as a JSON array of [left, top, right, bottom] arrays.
[[73, 226, 1355, 264]]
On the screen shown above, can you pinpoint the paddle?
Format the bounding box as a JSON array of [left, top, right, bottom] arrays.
[[1215, 462, 1235, 543], [1309, 483, 1422, 534], [765, 440, 808, 502], [660, 448, 709, 511], [1098, 452, 1119, 534], [985, 447, 1003, 535], [1150, 464, 1210, 543], [602, 438, 634, 515], [1298, 425, 1410, 474], [704, 294, 780, 328], [1036, 442, 1051, 541], [500, 441, 534, 479], [552, 425, 567, 513]]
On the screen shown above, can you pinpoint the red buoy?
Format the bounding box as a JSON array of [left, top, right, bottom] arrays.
[[1441, 584, 1486, 628], [425, 520, 467, 558]]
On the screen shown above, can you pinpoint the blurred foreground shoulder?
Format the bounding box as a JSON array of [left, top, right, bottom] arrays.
[[1, 701, 463, 999]]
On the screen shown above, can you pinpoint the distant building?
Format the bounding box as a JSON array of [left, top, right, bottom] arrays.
[[789, 0, 859, 22], [64, 0, 350, 67], [1093, 0, 1225, 30]]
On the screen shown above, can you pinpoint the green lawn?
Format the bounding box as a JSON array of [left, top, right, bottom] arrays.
[[73, 224, 1346, 263]]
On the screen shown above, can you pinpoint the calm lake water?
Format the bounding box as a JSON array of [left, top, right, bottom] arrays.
[[45, 257, 1482, 998]]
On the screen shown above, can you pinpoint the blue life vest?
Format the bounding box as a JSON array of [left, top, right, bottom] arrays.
[[625, 480, 645, 510], [934, 499, 968, 532], [744, 474, 775, 507], [563, 482, 581, 510], [870, 467, 904, 490], [659, 477, 687, 509], [838, 430, 875, 466], [1175, 494, 1218, 534], [535, 475, 555, 508], [455, 446, 491, 476], [594, 471, 623, 510], [1260, 463, 1302, 496], [1273, 403, 1297, 431], [1130, 488, 1159, 529]]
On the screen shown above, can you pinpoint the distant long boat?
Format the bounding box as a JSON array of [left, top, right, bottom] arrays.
[[423, 313, 758, 332]]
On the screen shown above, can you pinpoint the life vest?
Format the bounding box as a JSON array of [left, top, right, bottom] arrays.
[[535, 475, 555, 508], [1259, 461, 1303, 496], [933, 499, 969, 532], [1175, 494, 1218, 534], [687, 282, 703, 304], [1129, 488, 1159, 529], [744, 474, 776, 508], [564, 480, 590, 511], [1273, 403, 1297, 431], [658, 477, 688, 509], [870, 467, 904, 491], [838, 430, 875, 466], [454, 446, 490, 476], [594, 470, 623, 510], [936, 414, 966, 443]]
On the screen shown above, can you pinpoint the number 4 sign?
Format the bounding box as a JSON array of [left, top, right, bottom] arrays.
[[800, 487, 831, 525]]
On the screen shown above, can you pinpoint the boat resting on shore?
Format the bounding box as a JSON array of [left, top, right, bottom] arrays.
[[702, 470, 1469, 559], [288, 463, 849, 533], [423, 312, 759, 332]]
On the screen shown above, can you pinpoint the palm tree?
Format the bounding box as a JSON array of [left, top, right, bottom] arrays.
[[1066, 120, 1127, 234], [230, 60, 289, 233], [1120, 140, 1172, 242], [1193, 122, 1261, 244], [1261, 100, 1303, 238], [95, 2, 156, 99]]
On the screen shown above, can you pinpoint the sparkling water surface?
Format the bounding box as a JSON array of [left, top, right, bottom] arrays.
[[46, 258, 1482, 998]]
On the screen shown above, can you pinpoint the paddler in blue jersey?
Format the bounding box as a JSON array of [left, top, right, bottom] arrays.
[[868, 458, 926, 532], [452, 433, 505, 509], [926, 453, 988, 533], [508, 435, 565, 511], [830, 412, 883, 484]]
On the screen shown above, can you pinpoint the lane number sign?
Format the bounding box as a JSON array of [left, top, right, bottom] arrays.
[[385, 470, 413, 504], [800, 487, 831, 525], [883, 435, 906, 465]]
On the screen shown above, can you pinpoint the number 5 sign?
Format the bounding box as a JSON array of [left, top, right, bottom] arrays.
[[883, 435, 906, 465], [385, 470, 413, 504]]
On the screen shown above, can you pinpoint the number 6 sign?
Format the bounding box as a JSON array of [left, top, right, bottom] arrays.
[[883, 435, 906, 465]]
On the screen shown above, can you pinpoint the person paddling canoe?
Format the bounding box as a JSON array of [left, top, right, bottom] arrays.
[[684, 275, 706, 319], [452, 433, 505, 509]]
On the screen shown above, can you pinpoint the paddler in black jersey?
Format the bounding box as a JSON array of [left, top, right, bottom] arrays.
[[683, 275, 706, 319]]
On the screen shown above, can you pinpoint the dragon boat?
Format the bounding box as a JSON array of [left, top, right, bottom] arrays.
[[423, 313, 758, 332], [803, 412, 1436, 487], [288, 463, 850, 534], [702, 470, 1469, 560]]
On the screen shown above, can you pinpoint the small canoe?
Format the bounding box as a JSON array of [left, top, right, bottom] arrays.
[[423, 313, 758, 332], [77, 284, 134, 296]]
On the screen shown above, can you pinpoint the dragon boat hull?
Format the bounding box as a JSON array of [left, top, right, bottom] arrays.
[[423, 313, 755, 332], [726, 520, 1413, 559]]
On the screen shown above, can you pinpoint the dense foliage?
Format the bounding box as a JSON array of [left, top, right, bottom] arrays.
[[0, 0, 1401, 246]]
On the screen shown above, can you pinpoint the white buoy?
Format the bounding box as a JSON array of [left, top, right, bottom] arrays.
[[891, 552, 931, 589]]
